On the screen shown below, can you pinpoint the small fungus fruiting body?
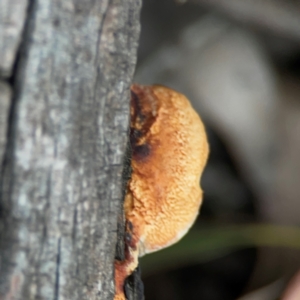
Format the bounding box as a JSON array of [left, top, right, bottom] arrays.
[[114, 84, 209, 300]]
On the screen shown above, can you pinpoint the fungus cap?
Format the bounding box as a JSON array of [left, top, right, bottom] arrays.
[[126, 84, 209, 256]]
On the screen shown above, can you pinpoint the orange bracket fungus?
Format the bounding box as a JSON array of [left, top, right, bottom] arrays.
[[114, 84, 209, 300]]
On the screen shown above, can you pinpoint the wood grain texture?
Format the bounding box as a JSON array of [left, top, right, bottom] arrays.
[[0, 0, 141, 299], [0, 82, 11, 166], [0, 0, 28, 77]]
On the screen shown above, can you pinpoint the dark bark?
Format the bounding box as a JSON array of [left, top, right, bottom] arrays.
[[0, 0, 141, 299]]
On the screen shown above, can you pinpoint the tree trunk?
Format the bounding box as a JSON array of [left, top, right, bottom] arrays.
[[0, 0, 141, 299]]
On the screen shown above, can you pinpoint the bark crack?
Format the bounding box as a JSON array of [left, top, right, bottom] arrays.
[[54, 237, 62, 300], [0, 0, 38, 295]]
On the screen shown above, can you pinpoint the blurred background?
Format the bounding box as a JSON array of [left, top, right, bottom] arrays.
[[134, 1, 300, 299]]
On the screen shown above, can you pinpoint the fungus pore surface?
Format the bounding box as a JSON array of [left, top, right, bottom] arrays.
[[114, 84, 209, 300]]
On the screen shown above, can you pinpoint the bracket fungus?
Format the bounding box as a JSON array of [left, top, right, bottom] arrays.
[[114, 84, 209, 300]]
